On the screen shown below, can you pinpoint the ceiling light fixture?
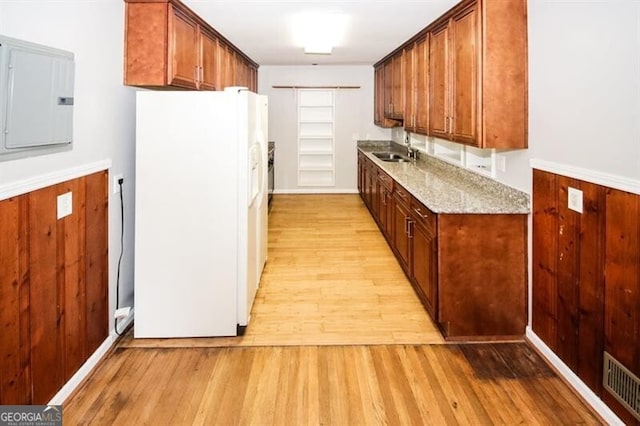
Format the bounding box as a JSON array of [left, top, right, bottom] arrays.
[[292, 12, 347, 55]]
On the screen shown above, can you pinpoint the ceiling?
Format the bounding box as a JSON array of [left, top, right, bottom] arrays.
[[184, 0, 459, 66]]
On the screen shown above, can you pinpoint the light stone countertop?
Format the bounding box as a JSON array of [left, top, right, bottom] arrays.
[[357, 141, 530, 214]]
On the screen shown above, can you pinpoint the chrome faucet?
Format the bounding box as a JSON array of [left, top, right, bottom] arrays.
[[405, 133, 419, 161]]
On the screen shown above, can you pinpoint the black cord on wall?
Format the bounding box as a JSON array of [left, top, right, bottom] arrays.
[[114, 177, 125, 337]]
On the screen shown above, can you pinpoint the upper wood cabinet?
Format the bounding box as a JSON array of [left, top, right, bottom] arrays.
[[429, 3, 478, 145], [124, 0, 258, 92], [403, 43, 415, 132], [375, 0, 528, 149], [374, 65, 400, 128], [428, 22, 449, 140], [381, 52, 404, 120], [414, 36, 429, 134], [404, 35, 429, 134], [199, 28, 218, 90]]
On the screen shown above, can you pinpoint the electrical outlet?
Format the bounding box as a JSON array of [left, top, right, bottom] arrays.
[[113, 174, 124, 194], [114, 307, 131, 319], [568, 187, 583, 213], [57, 192, 72, 219]]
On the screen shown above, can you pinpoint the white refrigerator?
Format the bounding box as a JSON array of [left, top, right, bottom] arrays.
[[134, 88, 269, 338]]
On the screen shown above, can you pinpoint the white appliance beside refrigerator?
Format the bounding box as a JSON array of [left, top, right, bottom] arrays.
[[134, 88, 268, 338]]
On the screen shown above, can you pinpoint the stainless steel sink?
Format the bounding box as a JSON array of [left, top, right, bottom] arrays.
[[373, 152, 410, 162]]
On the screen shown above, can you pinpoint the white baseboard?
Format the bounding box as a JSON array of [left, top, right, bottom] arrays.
[[526, 327, 624, 425], [48, 337, 112, 405], [274, 188, 358, 194], [48, 308, 134, 405]]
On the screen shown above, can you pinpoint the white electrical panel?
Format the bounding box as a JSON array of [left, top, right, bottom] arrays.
[[0, 35, 75, 161]]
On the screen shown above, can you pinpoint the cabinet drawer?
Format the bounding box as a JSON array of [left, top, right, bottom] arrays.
[[394, 184, 410, 206], [377, 169, 393, 191], [411, 197, 436, 235]]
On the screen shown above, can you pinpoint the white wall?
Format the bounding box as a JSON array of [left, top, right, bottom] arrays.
[[527, 0, 640, 182], [0, 1, 137, 332], [502, 0, 640, 193], [258, 65, 391, 192]]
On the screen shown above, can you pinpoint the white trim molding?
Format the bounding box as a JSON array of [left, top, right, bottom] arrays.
[[47, 337, 112, 405], [530, 159, 640, 195], [526, 327, 624, 426], [274, 188, 359, 194], [48, 309, 134, 405], [0, 159, 112, 201]]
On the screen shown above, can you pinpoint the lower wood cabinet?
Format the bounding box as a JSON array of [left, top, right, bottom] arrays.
[[410, 198, 437, 317], [377, 169, 394, 240], [0, 171, 108, 405], [392, 185, 412, 274], [358, 154, 527, 340]]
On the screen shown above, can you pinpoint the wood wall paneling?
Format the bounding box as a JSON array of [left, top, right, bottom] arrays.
[[576, 181, 605, 395], [603, 189, 640, 426], [0, 171, 108, 405], [85, 172, 109, 355], [29, 184, 64, 403], [532, 170, 558, 350], [0, 196, 31, 404], [533, 169, 639, 423], [555, 176, 581, 370]]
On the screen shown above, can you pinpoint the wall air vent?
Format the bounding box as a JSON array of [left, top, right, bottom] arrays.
[[603, 351, 640, 421]]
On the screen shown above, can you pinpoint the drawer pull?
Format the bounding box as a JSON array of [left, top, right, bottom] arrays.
[[413, 207, 429, 219]]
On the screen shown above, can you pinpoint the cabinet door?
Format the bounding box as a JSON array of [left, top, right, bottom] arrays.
[[364, 160, 373, 208], [383, 60, 393, 118], [412, 221, 437, 316], [371, 165, 380, 220], [383, 188, 394, 239], [167, 5, 199, 89], [403, 44, 415, 131], [391, 51, 404, 118], [450, 4, 478, 145], [392, 194, 411, 274], [217, 42, 233, 90], [357, 155, 363, 195], [374, 66, 384, 124], [199, 29, 217, 90], [429, 22, 450, 139], [414, 35, 429, 135], [378, 184, 388, 235]]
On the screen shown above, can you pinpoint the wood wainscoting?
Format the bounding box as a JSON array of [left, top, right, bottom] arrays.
[[532, 168, 640, 425], [0, 171, 109, 405]]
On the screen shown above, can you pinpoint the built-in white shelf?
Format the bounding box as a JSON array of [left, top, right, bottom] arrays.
[[298, 89, 335, 187]]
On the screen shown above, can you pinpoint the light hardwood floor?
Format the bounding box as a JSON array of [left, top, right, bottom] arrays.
[[120, 194, 443, 347], [64, 195, 601, 424]]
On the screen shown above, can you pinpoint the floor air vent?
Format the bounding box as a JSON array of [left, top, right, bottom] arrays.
[[603, 351, 640, 421]]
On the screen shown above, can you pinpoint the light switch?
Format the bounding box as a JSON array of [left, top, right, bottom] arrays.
[[568, 187, 583, 214], [57, 192, 72, 219]]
